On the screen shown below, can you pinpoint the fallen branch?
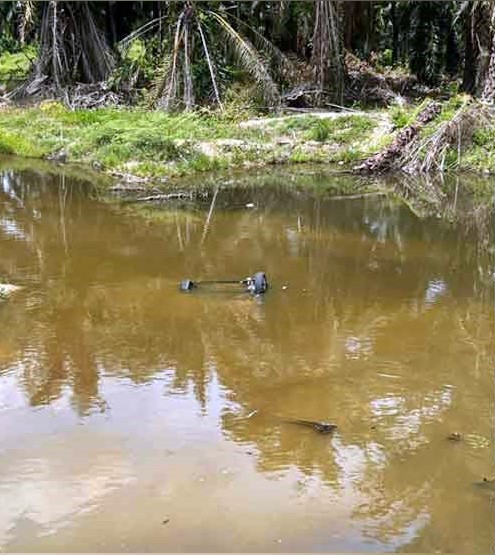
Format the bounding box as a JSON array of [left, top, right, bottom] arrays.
[[353, 101, 441, 174], [328, 191, 388, 200], [402, 101, 490, 174], [134, 192, 193, 202]]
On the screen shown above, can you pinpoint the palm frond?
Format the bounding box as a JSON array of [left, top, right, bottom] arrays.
[[227, 12, 295, 80], [207, 10, 280, 106], [197, 18, 223, 110], [18, 0, 35, 45]]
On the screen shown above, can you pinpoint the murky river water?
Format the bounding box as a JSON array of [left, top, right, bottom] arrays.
[[0, 162, 493, 552]]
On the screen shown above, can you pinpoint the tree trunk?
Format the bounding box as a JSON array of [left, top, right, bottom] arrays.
[[462, 2, 492, 97], [481, 5, 495, 103], [311, 0, 345, 105], [391, 2, 399, 65], [462, 12, 476, 93]]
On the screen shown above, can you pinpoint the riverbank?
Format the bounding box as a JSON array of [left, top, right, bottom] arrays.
[[1, 98, 495, 184], [0, 102, 389, 183]]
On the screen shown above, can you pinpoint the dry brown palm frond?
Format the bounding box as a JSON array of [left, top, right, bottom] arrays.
[[119, 15, 168, 54], [197, 19, 223, 110], [354, 101, 442, 174], [183, 21, 194, 110], [403, 100, 490, 173], [145, 4, 281, 110], [157, 9, 186, 111], [18, 0, 35, 45], [14, 0, 114, 97]]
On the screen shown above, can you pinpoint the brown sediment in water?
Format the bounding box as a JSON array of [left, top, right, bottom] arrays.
[[0, 164, 492, 552]]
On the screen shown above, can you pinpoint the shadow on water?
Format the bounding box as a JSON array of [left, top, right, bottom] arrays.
[[0, 159, 493, 552]]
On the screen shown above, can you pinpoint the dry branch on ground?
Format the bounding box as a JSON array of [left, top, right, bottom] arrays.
[[353, 101, 442, 174]]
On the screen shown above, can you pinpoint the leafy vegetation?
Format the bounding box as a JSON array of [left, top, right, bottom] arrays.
[[1, 2, 495, 178], [0, 1, 495, 107], [0, 104, 384, 179], [0, 46, 36, 85]]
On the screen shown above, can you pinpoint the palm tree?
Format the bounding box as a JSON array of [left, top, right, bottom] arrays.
[[19, 1, 114, 93], [311, 0, 345, 105], [480, 2, 495, 102], [460, 1, 492, 95], [144, 1, 285, 110]]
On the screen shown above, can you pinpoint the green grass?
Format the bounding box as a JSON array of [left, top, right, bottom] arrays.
[[399, 95, 495, 174], [0, 104, 260, 172], [305, 115, 375, 143], [389, 98, 436, 129], [270, 114, 376, 144], [0, 103, 387, 180], [0, 46, 36, 85]]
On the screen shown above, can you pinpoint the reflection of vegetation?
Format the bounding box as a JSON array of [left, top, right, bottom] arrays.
[[0, 166, 493, 550], [0, 154, 113, 190]]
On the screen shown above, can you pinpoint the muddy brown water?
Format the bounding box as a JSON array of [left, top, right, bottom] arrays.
[[0, 164, 493, 552]]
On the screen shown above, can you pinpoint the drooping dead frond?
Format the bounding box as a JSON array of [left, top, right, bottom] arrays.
[[228, 12, 295, 82], [182, 21, 194, 110], [15, 0, 114, 97], [197, 19, 223, 110], [207, 10, 280, 107], [403, 101, 488, 173], [18, 0, 35, 45], [481, 3, 495, 103], [155, 8, 186, 110], [119, 15, 167, 54], [146, 3, 281, 110]]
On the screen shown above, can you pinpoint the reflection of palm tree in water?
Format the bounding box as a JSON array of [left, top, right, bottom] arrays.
[[0, 166, 493, 550]]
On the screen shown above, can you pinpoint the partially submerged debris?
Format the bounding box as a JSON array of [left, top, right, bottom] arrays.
[[135, 192, 194, 202], [46, 148, 68, 163], [244, 409, 336, 434], [473, 477, 495, 492], [445, 431, 490, 449], [0, 283, 22, 299], [285, 418, 337, 434]]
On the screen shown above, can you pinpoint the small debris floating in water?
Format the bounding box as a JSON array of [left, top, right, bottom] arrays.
[[447, 432, 462, 441], [0, 283, 22, 299], [286, 418, 337, 434]]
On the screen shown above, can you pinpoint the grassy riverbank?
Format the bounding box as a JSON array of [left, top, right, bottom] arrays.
[[1, 99, 495, 182], [0, 102, 389, 182]]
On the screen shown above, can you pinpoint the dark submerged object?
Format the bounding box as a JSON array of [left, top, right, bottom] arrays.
[[246, 272, 268, 294], [473, 477, 495, 492], [447, 432, 462, 442], [180, 272, 268, 294], [180, 279, 196, 291], [286, 419, 337, 434]]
